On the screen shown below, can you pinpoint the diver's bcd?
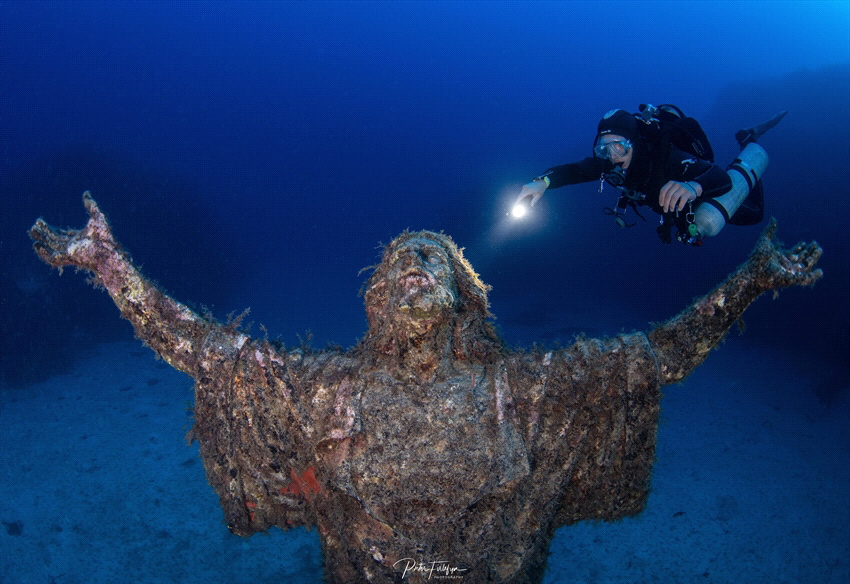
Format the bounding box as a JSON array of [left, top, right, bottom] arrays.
[[638, 103, 715, 163], [693, 143, 768, 238]]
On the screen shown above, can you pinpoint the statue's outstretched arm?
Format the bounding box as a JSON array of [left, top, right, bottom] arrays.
[[648, 219, 822, 384], [29, 192, 220, 375]]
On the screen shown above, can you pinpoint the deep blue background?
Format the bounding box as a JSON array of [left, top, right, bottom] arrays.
[[2, 1, 849, 392]]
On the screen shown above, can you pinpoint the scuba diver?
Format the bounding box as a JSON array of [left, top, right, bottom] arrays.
[[512, 104, 787, 245]]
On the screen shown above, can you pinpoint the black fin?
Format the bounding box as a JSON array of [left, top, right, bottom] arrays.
[[736, 110, 788, 148]]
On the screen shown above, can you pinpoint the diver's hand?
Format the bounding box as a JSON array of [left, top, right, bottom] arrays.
[[659, 180, 701, 213], [513, 180, 547, 208], [30, 191, 119, 272]]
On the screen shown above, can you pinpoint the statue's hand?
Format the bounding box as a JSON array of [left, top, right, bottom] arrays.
[[747, 218, 823, 290], [29, 191, 118, 271]]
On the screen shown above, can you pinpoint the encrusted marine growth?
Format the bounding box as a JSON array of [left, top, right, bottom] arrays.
[[30, 192, 822, 583]]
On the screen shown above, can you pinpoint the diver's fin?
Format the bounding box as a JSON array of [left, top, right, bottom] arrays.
[[736, 110, 788, 148]]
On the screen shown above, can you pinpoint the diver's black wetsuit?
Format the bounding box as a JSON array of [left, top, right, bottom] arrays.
[[543, 137, 733, 243], [544, 144, 732, 216]]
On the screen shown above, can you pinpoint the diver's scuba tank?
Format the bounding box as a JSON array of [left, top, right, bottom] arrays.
[[693, 142, 768, 238]]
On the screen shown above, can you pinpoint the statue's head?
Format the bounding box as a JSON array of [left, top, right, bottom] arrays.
[[360, 231, 502, 362]]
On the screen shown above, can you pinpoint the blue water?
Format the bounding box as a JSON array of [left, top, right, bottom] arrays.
[[1, 1, 848, 582]]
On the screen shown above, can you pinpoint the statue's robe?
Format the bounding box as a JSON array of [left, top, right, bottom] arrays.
[[192, 330, 660, 583]]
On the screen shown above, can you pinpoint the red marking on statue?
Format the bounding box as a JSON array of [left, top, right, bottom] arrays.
[[279, 465, 322, 499], [301, 466, 321, 494]]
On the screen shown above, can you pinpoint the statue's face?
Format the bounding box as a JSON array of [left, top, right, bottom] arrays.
[[366, 235, 458, 334]]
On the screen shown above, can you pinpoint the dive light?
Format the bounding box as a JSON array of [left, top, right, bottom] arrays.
[[511, 195, 533, 219]]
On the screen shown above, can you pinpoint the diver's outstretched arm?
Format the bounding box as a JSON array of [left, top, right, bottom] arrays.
[[648, 218, 822, 384], [29, 192, 224, 375]]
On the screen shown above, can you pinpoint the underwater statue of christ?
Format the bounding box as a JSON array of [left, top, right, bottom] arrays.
[[30, 192, 822, 583]]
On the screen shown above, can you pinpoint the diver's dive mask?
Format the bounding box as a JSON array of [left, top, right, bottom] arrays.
[[594, 137, 632, 160], [595, 134, 631, 187]]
